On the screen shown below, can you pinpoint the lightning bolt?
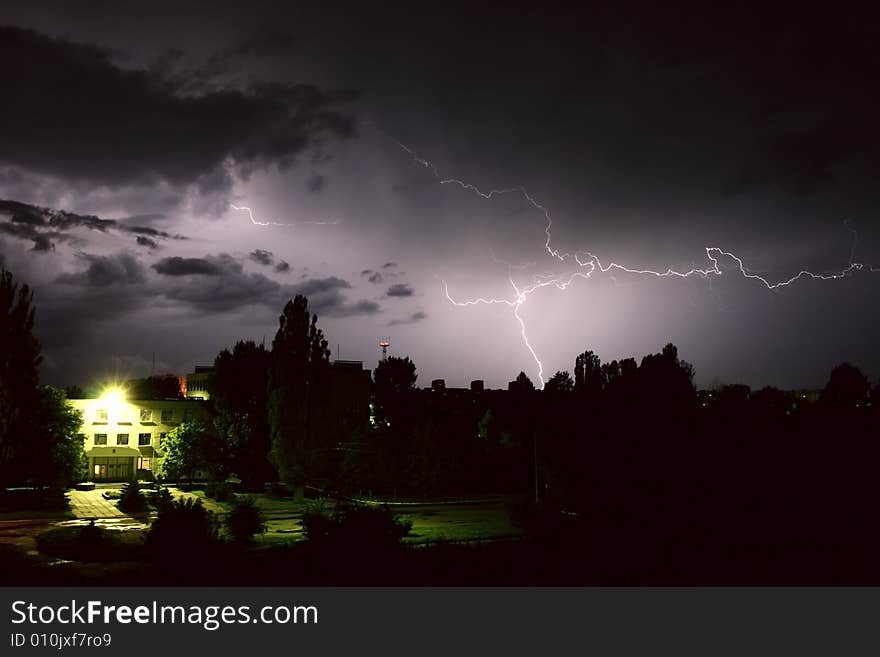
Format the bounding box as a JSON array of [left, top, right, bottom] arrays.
[[230, 204, 340, 226], [393, 136, 877, 388]]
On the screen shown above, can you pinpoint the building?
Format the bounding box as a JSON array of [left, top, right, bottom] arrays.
[[328, 360, 371, 425], [183, 365, 214, 400], [67, 391, 207, 482]]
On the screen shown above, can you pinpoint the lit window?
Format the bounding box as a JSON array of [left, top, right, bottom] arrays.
[[95, 409, 108, 423], [140, 409, 153, 423], [138, 433, 151, 446], [94, 433, 107, 445], [137, 457, 152, 470], [116, 433, 129, 445], [161, 409, 173, 423]]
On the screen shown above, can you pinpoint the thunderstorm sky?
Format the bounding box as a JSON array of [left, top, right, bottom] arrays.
[[1, 1, 878, 390]]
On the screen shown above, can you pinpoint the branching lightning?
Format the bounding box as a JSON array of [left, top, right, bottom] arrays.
[[231, 204, 340, 226], [396, 137, 878, 388]]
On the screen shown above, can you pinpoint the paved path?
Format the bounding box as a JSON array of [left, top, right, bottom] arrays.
[[67, 488, 125, 518]]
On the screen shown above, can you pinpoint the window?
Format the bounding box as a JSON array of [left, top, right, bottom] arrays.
[[116, 433, 129, 445], [158, 432, 167, 445], [137, 457, 152, 471], [94, 433, 107, 445], [138, 433, 151, 446], [161, 409, 173, 423], [117, 407, 132, 424], [95, 408, 108, 423], [139, 409, 153, 423]]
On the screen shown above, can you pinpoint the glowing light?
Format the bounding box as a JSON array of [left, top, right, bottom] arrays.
[[391, 134, 878, 388], [230, 204, 339, 227], [99, 387, 126, 415]]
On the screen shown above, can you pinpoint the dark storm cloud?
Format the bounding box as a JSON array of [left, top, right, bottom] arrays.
[[0, 26, 357, 197], [0, 199, 188, 251], [136, 236, 159, 249], [727, 124, 861, 197], [194, 29, 298, 82], [56, 252, 147, 287], [389, 311, 427, 326], [125, 225, 187, 240], [386, 283, 414, 297], [295, 276, 350, 296], [306, 172, 326, 193], [333, 299, 381, 317], [162, 268, 282, 312], [360, 269, 383, 284], [31, 234, 55, 252], [152, 256, 232, 276], [274, 260, 291, 273], [0, 220, 69, 252], [151, 252, 376, 316], [249, 249, 274, 266]]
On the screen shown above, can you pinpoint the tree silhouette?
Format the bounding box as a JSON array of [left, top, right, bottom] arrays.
[[822, 362, 870, 407], [574, 350, 602, 394], [0, 269, 41, 487], [374, 356, 417, 397], [267, 295, 330, 488], [510, 371, 535, 392], [210, 340, 273, 486], [544, 370, 574, 393]]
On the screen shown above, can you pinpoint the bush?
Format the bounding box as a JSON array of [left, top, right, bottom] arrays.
[[302, 501, 412, 549], [146, 497, 218, 558], [225, 497, 266, 544], [117, 481, 147, 513], [0, 487, 68, 512], [146, 485, 174, 510], [36, 524, 144, 562], [205, 481, 236, 502]]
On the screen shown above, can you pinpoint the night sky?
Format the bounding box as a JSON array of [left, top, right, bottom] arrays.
[[1, 1, 878, 390]]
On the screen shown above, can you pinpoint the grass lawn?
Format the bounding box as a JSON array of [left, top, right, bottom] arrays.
[[36, 526, 146, 562], [398, 503, 522, 544]]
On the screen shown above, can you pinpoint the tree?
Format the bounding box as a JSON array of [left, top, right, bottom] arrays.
[[822, 363, 870, 407], [127, 375, 182, 400], [373, 356, 417, 397], [267, 295, 330, 488], [26, 386, 86, 488], [0, 268, 41, 487], [225, 496, 266, 544], [509, 371, 535, 392], [210, 340, 273, 486], [637, 343, 696, 407], [156, 420, 219, 481], [544, 370, 574, 393], [373, 356, 417, 425], [574, 350, 603, 394]]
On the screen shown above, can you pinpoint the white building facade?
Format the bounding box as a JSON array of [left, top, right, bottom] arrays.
[[67, 397, 207, 482]]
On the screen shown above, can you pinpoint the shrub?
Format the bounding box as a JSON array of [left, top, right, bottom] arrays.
[[225, 497, 266, 544], [206, 481, 236, 502], [35, 524, 144, 562], [302, 501, 412, 549], [0, 487, 68, 512], [146, 485, 174, 510], [146, 497, 218, 558], [117, 481, 147, 513]]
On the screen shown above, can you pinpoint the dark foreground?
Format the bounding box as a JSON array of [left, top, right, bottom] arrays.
[[4, 523, 880, 586]]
